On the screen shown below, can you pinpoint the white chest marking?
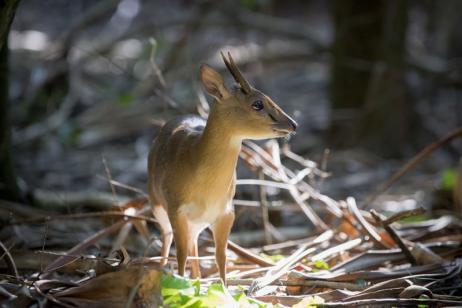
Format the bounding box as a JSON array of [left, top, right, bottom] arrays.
[[180, 202, 232, 224]]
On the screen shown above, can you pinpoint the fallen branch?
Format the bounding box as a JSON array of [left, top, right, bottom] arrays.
[[42, 220, 127, 276], [384, 207, 426, 225], [222, 278, 365, 291], [365, 127, 462, 206], [7, 211, 157, 225], [0, 241, 18, 278], [371, 210, 417, 265]]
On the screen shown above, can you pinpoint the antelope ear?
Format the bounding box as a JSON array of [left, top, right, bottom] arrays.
[[200, 64, 230, 101]]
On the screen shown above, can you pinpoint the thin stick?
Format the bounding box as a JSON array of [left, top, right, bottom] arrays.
[[346, 197, 386, 248], [37, 250, 119, 263], [95, 175, 148, 197], [371, 210, 417, 265], [33, 281, 75, 308], [226, 238, 274, 267], [383, 207, 426, 225], [40, 222, 49, 272], [42, 220, 127, 275], [365, 127, 462, 206], [8, 211, 157, 225], [218, 278, 365, 291], [259, 170, 272, 244], [102, 155, 118, 207], [321, 298, 462, 307], [0, 241, 18, 278]]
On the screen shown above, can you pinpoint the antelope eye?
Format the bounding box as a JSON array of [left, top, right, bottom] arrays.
[[252, 100, 264, 111]]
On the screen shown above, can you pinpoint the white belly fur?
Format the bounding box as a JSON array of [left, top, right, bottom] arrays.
[[179, 202, 232, 238], [180, 202, 231, 224]]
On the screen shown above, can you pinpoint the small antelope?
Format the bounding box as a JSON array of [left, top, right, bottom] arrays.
[[148, 52, 297, 283]]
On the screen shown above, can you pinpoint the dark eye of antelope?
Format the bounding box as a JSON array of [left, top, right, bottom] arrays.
[[251, 100, 264, 111]]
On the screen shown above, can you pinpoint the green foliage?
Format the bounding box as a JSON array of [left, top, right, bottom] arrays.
[[292, 295, 325, 307], [161, 274, 198, 307], [418, 294, 430, 308], [398, 214, 431, 223], [58, 122, 81, 145], [313, 259, 330, 270], [160, 274, 271, 307], [260, 253, 285, 263], [116, 92, 134, 106], [441, 168, 457, 190]]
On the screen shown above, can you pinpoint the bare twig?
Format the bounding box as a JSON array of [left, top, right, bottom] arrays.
[[8, 211, 156, 225], [365, 127, 462, 206], [384, 207, 426, 225], [42, 220, 127, 276], [222, 278, 365, 291], [0, 241, 18, 278], [225, 238, 274, 268], [322, 298, 462, 307], [102, 155, 118, 207], [346, 197, 386, 248], [259, 170, 272, 245], [371, 210, 417, 265]]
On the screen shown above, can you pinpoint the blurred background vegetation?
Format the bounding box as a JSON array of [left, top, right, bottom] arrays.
[[1, 0, 461, 222]]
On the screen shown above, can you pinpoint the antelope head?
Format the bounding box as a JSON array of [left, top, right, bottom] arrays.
[[200, 52, 297, 140]]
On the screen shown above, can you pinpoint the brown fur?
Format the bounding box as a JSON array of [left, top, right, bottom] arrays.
[[147, 57, 297, 284]]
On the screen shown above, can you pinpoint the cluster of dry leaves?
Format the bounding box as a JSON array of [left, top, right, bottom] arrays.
[[1, 139, 462, 307]]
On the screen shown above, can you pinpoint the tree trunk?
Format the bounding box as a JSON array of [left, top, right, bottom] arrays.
[[0, 0, 21, 201], [329, 0, 385, 146], [329, 0, 415, 157], [358, 0, 414, 156]]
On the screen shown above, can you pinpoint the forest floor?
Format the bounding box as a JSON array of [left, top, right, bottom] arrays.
[[2, 133, 462, 307]]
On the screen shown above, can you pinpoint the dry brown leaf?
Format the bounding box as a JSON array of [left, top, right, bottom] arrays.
[[55, 266, 162, 307], [411, 243, 445, 265]]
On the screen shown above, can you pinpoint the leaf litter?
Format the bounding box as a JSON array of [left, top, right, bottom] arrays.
[[1, 136, 462, 307]]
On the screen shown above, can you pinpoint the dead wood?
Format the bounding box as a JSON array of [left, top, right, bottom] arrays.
[[365, 127, 462, 206]]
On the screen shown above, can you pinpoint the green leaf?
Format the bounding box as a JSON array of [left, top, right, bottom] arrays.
[[117, 92, 134, 106], [293, 295, 325, 307], [313, 259, 330, 270], [200, 283, 237, 306], [160, 275, 274, 307], [235, 293, 271, 308], [441, 168, 457, 190], [260, 253, 285, 263], [398, 214, 431, 223], [161, 275, 196, 306], [161, 274, 191, 290], [192, 279, 201, 296]]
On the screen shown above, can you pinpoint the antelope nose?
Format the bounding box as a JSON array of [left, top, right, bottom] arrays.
[[288, 117, 298, 131]]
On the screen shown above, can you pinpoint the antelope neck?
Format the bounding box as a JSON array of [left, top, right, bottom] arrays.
[[197, 106, 242, 177]]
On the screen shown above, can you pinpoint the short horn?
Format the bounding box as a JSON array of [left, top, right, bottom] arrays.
[[220, 51, 251, 94]]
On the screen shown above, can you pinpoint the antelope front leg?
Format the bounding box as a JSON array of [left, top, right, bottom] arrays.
[[171, 213, 190, 277], [211, 211, 235, 285]]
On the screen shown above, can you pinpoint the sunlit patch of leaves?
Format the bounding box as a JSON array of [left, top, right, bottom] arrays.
[[441, 168, 457, 190], [417, 294, 431, 308], [260, 252, 285, 263], [292, 295, 325, 308], [398, 214, 432, 223], [160, 274, 271, 307], [116, 92, 134, 106], [313, 259, 330, 271]]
